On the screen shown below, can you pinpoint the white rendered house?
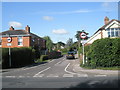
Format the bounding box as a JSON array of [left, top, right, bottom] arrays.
[[85, 17, 120, 45]]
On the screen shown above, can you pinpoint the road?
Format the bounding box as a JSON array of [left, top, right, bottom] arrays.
[[1, 55, 119, 89]]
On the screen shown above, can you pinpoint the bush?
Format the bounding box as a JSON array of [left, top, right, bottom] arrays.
[[85, 38, 120, 68], [60, 48, 68, 55], [40, 55, 48, 61], [2, 47, 35, 69], [47, 51, 62, 59]]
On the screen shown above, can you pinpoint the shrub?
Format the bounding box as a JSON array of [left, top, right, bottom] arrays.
[[40, 55, 48, 61], [85, 38, 120, 68], [47, 51, 62, 59], [2, 47, 35, 69]]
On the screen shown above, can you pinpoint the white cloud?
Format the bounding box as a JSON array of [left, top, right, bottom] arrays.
[[33, 9, 92, 15], [42, 16, 54, 21], [52, 29, 69, 35], [101, 2, 116, 12], [73, 10, 92, 13], [8, 21, 22, 28], [102, 2, 109, 8], [51, 10, 91, 14]]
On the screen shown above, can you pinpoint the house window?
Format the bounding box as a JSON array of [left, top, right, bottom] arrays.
[[18, 36, 23, 46], [115, 31, 119, 36], [107, 28, 119, 37], [0, 37, 1, 47]]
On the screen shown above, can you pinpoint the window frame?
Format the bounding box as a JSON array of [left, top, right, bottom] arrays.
[[18, 36, 23, 46]]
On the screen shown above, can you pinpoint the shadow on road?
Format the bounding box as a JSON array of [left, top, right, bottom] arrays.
[[60, 79, 119, 89], [1, 79, 119, 90]]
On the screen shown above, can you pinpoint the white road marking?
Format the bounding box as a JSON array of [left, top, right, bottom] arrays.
[[77, 74, 88, 77], [94, 75, 107, 77], [88, 81, 100, 85], [33, 74, 44, 77], [49, 60, 55, 63], [23, 65, 41, 70], [33, 67, 51, 77], [54, 61, 62, 66], [5, 76, 16, 78], [47, 74, 59, 77], [63, 74, 73, 77], [26, 76, 30, 78], [64, 63, 76, 75], [63, 58, 65, 60], [18, 76, 25, 78]]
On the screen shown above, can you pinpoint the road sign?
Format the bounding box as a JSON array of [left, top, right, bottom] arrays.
[[80, 32, 87, 39], [7, 43, 12, 46], [7, 37, 12, 43]]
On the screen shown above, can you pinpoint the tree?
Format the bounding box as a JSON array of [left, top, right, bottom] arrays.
[[52, 41, 66, 51], [43, 36, 53, 52], [57, 42, 65, 49], [66, 38, 73, 47]]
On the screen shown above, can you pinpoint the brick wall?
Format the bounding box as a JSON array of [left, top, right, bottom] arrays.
[[1, 36, 30, 48]]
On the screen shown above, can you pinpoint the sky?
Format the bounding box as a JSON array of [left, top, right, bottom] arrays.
[[2, 1, 118, 43]]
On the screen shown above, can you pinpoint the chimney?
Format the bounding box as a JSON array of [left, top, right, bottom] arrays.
[[104, 16, 109, 25], [25, 25, 30, 33], [9, 26, 14, 30]]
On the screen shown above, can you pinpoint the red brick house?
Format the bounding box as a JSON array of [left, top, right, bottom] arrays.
[[0, 25, 46, 51]]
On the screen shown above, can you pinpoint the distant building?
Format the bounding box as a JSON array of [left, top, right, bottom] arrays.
[[85, 17, 120, 45], [0, 25, 46, 51]]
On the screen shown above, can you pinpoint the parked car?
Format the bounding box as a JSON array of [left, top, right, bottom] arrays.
[[66, 51, 75, 59]]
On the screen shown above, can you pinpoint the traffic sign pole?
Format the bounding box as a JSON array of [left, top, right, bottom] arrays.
[[80, 32, 87, 65], [9, 47, 11, 67], [82, 42, 85, 65], [7, 36, 12, 67]]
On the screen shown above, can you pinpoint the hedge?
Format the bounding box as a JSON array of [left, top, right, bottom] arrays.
[[2, 47, 35, 69], [40, 55, 48, 61], [47, 51, 62, 59], [83, 38, 120, 68]]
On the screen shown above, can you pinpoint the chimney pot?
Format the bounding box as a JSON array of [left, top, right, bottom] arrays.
[[104, 16, 109, 25], [25, 25, 30, 33], [9, 26, 14, 30]]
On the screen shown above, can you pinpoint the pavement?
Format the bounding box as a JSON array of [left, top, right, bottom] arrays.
[[73, 54, 119, 75]]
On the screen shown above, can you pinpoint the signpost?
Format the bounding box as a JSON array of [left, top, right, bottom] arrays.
[[80, 32, 87, 65], [80, 32, 87, 39], [7, 37, 12, 67]]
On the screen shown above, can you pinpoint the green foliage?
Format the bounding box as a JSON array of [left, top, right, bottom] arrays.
[[43, 36, 53, 52], [53, 41, 65, 50], [60, 48, 68, 55], [40, 55, 48, 61], [84, 38, 120, 68], [2, 47, 35, 69], [47, 51, 62, 59], [33, 45, 41, 59]]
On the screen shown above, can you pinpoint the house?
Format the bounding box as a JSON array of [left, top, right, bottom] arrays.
[[85, 17, 120, 45], [0, 25, 46, 52]]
